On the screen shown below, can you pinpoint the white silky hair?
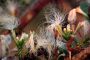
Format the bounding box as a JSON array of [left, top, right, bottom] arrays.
[[31, 3, 66, 59], [83, 20, 90, 36], [0, 14, 19, 30], [0, 34, 12, 57], [6, 0, 17, 13], [0, 0, 19, 30]]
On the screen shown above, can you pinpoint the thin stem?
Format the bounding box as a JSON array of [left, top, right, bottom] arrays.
[[11, 29, 17, 45]]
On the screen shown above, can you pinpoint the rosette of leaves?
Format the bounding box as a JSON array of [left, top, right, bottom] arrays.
[[16, 39, 26, 60], [62, 31, 73, 41], [16, 34, 29, 60]]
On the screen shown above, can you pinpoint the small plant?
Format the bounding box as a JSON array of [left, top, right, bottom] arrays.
[[15, 32, 29, 60], [63, 31, 73, 41], [16, 38, 28, 60]]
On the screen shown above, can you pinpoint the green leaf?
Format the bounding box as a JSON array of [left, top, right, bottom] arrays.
[[16, 39, 25, 50], [62, 31, 73, 41]]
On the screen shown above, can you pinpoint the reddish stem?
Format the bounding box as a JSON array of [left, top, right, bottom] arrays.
[[19, 0, 51, 29]]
